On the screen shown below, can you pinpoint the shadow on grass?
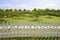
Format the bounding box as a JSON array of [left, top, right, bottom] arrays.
[[0, 37, 59, 40]]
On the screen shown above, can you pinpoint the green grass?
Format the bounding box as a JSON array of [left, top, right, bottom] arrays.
[[0, 15, 60, 24], [0, 37, 59, 40], [7, 15, 60, 24]]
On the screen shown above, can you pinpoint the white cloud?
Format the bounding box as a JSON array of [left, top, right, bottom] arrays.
[[44, 3, 58, 9], [16, 4, 27, 7], [0, 0, 60, 10], [45, 3, 57, 7], [5, 3, 14, 9], [0, 3, 28, 9], [14, 4, 34, 10], [34, 3, 58, 9], [0, 3, 14, 9], [15, 4, 27, 9]]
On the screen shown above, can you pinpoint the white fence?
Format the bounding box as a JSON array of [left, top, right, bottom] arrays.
[[0, 22, 60, 37]]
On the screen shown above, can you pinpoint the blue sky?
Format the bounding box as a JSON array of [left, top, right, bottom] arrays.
[[0, 0, 60, 10]]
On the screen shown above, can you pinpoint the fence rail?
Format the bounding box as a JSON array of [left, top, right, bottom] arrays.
[[0, 22, 60, 38]]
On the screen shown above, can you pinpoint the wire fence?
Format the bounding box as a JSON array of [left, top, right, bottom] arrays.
[[0, 22, 60, 38]]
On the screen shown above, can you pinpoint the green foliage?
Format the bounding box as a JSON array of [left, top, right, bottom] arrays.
[[0, 8, 60, 24], [0, 8, 60, 18], [0, 37, 58, 40]]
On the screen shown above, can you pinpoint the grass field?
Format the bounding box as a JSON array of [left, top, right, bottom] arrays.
[[0, 15, 59, 24], [0, 37, 59, 40]]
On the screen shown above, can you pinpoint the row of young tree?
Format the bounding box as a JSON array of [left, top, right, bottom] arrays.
[[0, 8, 60, 18]]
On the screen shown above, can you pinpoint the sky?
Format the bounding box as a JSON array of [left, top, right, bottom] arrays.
[[0, 0, 60, 10]]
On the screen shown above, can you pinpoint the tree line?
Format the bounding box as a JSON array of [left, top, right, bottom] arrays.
[[0, 8, 60, 18]]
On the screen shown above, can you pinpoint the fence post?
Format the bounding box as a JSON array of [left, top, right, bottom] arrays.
[[45, 23, 48, 37], [14, 23, 16, 37], [10, 22, 12, 37], [40, 23, 42, 37], [2, 22, 4, 37], [50, 24, 52, 37], [56, 24, 58, 37], [6, 22, 8, 37]]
